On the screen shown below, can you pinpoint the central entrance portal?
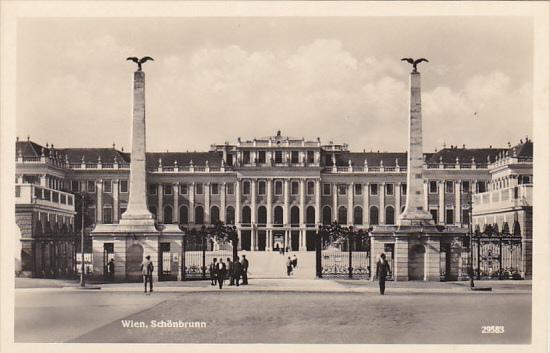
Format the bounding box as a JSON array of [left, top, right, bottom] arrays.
[[272, 230, 285, 252]]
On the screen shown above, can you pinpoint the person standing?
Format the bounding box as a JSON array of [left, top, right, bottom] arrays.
[[286, 256, 293, 276], [291, 254, 298, 269], [107, 258, 115, 281], [226, 257, 234, 286], [141, 255, 154, 294], [217, 258, 227, 289], [376, 253, 392, 295], [233, 256, 242, 286], [241, 255, 249, 285], [210, 258, 218, 286]]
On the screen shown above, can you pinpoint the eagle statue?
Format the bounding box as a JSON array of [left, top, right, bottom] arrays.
[[126, 56, 154, 71], [401, 58, 429, 72]]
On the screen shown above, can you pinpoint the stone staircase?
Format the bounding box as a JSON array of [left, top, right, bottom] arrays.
[[240, 251, 316, 279]]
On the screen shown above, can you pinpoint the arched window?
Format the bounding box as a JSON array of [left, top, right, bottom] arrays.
[[502, 222, 510, 234], [385, 206, 395, 225], [353, 206, 363, 225], [195, 206, 204, 224], [242, 206, 251, 225], [210, 206, 220, 224], [290, 206, 300, 226], [306, 206, 316, 226], [338, 206, 347, 224], [274, 206, 283, 226], [257, 206, 267, 225], [179, 205, 189, 224], [370, 206, 379, 225], [226, 206, 235, 225], [163, 205, 173, 224], [322, 206, 332, 225], [513, 220, 521, 236]]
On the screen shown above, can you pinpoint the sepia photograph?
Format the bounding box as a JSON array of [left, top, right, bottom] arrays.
[[1, 1, 548, 353]]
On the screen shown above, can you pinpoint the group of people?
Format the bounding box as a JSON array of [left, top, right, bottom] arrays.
[[209, 255, 249, 289], [285, 254, 298, 276]]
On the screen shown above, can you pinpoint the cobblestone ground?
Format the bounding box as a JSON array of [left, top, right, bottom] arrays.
[[15, 286, 530, 344]]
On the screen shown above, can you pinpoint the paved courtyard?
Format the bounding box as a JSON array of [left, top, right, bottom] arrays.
[[15, 278, 531, 344]]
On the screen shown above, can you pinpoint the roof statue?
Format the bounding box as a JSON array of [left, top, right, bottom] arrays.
[[401, 57, 429, 72], [126, 56, 154, 71]]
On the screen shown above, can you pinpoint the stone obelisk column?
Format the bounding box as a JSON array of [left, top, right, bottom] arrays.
[[120, 70, 154, 225], [399, 70, 433, 225]]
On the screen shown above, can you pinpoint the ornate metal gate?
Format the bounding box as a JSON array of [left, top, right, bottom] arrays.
[[471, 225, 523, 280], [316, 223, 371, 279], [182, 223, 238, 281]]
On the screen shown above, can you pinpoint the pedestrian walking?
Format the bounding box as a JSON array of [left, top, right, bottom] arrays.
[[376, 253, 392, 295], [241, 255, 249, 285], [210, 258, 218, 286], [286, 256, 293, 276], [141, 255, 154, 294], [217, 258, 227, 289], [227, 257, 234, 286], [291, 254, 298, 269], [233, 256, 242, 286], [107, 258, 115, 281]]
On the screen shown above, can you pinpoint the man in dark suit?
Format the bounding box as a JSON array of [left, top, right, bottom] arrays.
[[107, 258, 115, 281], [233, 256, 242, 287], [226, 257, 234, 286], [241, 255, 249, 285], [210, 258, 218, 286], [216, 258, 227, 289], [376, 253, 392, 295]]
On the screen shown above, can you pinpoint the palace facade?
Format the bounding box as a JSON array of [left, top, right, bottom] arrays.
[[14, 133, 533, 279]]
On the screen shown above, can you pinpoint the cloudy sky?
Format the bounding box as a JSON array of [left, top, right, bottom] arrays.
[[16, 16, 533, 153]]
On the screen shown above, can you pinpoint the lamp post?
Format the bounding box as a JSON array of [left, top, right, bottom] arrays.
[[467, 197, 475, 288]]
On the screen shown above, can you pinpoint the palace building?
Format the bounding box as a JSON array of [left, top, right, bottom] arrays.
[[14, 134, 533, 279]]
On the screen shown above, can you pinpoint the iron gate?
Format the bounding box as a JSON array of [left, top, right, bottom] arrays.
[[182, 224, 237, 281], [316, 224, 371, 279], [472, 234, 522, 279]]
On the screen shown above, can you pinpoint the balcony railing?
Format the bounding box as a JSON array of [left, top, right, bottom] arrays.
[[473, 184, 532, 214], [15, 183, 75, 212]]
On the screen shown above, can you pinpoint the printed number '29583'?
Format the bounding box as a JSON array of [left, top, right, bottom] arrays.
[[481, 326, 505, 334]]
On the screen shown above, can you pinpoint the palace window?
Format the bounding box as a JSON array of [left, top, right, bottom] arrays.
[[353, 206, 363, 225], [430, 209, 438, 222], [243, 180, 251, 195], [323, 183, 331, 196], [163, 184, 172, 195], [180, 183, 188, 195], [211, 183, 219, 195], [195, 183, 203, 195], [274, 180, 283, 195], [226, 183, 234, 195], [88, 206, 96, 224], [462, 181, 470, 193], [429, 181, 438, 193], [338, 184, 347, 195], [103, 206, 113, 224], [446, 209, 454, 224], [120, 180, 128, 193], [385, 183, 394, 196], [148, 184, 157, 195], [462, 208, 470, 225], [477, 181, 486, 193], [87, 180, 96, 193], [243, 151, 250, 164], [307, 151, 315, 164], [226, 154, 234, 166], [275, 151, 283, 164], [258, 180, 266, 195], [291, 151, 299, 164], [354, 184, 362, 196], [71, 181, 80, 192], [103, 180, 112, 193], [401, 183, 407, 195], [258, 151, 266, 164], [445, 181, 454, 193], [291, 181, 299, 195], [307, 181, 315, 195], [370, 184, 378, 196]]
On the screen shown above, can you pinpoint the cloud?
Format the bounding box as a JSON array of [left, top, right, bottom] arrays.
[[19, 36, 532, 152]]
